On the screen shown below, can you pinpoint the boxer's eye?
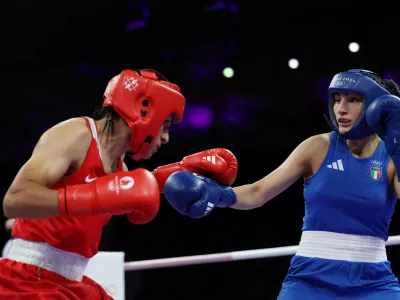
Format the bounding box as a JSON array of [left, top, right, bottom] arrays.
[[349, 97, 362, 103]]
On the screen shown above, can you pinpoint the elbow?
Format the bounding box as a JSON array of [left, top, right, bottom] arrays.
[[3, 189, 22, 219], [3, 194, 14, 219]]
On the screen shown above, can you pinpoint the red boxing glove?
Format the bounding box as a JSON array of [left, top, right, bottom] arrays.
[[154, 148, 238, 192], [58, 168, 160, 224]]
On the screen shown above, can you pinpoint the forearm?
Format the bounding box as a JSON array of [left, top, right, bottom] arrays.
[[230, 183, 265, 210], [3, 181, 60, 219]]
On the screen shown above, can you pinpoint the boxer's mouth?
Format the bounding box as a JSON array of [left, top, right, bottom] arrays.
[[338, 118, 351, 126]]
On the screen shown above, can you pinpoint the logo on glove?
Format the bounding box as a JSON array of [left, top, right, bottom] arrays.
[[204, 202, 214, 215], [193, 173, 211, 184], [108, 176, 135, 194], [120, 176, 135, 189]]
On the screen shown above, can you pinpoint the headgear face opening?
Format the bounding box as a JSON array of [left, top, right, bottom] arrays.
[[102, 69, 186, 160], [327, 69, 389, 140]]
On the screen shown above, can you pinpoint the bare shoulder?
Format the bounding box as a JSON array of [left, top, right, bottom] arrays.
[[34, 117, 92, 159], [7, 118, 94, 189], [51, 117, 90, 136], [301, 133, 331, 179], [294, 133, 330, 158], [303, 133, 330, 151]]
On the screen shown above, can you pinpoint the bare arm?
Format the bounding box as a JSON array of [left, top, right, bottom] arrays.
[[231, 135, 326, 210], [385, 158, 400, 198], [392, 170, 400, 199], [3, 118, 91, 219]]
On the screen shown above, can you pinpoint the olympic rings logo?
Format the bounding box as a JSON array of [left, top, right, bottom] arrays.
[[334, 81, 345, 87], [371, 160, 382, 166]]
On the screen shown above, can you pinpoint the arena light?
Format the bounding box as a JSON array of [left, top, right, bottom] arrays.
[[348, 42, 360, 53], [288, 58, 299, 69], [223, 67, 234, 78]]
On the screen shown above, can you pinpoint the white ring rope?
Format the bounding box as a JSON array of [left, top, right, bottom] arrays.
[[124, 234, 400, 271]]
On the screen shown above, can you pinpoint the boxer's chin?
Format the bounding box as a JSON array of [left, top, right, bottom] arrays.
[[126, 149, 154, 160], [126, 150, 135, 156], [126, 150, 137, 160]]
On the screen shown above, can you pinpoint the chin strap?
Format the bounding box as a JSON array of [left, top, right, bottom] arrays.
[[324, 113, 345, 137], [324, 113, 336, 132]]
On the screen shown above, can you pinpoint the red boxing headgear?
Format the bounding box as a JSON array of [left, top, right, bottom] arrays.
[[102, 69, 186, 160]]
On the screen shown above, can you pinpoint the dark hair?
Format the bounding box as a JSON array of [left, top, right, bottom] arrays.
[[92, 107, 121, 136], [369, 73, 400, 97], [382, 79, 400, 97]]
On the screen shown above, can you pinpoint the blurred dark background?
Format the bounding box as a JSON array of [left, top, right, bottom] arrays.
[[2, 1, 400, 299]]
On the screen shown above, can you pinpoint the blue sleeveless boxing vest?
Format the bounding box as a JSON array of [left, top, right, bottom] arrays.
[[303, 131, 398, 241]]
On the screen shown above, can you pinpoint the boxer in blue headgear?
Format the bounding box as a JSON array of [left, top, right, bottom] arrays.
[[327, 69, 400, 178], [327, 69, 391, 139], [161, 69, 400, 299]]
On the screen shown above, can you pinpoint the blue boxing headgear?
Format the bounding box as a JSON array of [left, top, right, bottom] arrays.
[[328, 69, 390, 140]]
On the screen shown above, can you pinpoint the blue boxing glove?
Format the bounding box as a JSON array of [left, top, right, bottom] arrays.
[[366, 94, 400, 179], [163, 171, 237, 218]]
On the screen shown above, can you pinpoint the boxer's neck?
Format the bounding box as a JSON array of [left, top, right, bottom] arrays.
[[346, 134, 380, 158], [96, 119, 130, 170]]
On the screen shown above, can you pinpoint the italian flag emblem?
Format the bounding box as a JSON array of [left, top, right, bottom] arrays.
[[370, 166, 382, 180]]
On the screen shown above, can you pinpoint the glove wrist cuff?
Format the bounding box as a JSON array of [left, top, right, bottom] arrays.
[[216, 187, 237, 208], [154, 162, 181, 192]]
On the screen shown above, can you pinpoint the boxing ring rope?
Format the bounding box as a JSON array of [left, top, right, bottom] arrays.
[[124, 234, 400, 271]]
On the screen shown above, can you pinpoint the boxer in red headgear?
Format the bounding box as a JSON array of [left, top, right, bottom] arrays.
[[102, 70, 238, 191], [0, 69, 238, 299]]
